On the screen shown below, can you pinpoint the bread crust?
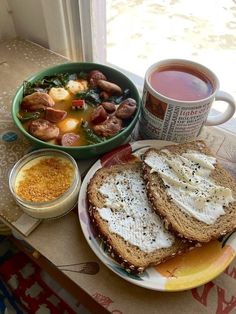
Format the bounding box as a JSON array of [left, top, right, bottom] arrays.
[[87, 162, 193, 273], [142, 140, 236, 242]]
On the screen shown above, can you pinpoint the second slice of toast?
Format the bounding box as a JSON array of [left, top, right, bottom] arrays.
[[142, 140, 236, 242]]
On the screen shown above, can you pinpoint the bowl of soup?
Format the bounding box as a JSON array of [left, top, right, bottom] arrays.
[[12, 62, 141, 159]]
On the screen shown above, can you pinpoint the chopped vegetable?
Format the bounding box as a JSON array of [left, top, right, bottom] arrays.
[[108, 88, 130, 104], [75, 88, 101, 106], [23, 73, 70, 96], [72, 99, 86, 110], [81, 121, 105, 144], [77, 71, 87, 79], [68, 72, 87, 81], [68, 73, 78, 81], [17, 111, 41, 121]]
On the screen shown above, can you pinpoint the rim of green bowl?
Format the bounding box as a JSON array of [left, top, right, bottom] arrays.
[[12, 62, 141, 151]]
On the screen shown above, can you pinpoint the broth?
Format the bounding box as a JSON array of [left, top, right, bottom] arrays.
[[19, 70, 137, 147], [21, 96, 95, 146]]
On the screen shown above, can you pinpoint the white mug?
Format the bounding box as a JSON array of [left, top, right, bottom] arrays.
[[139, 59, 236, 142]]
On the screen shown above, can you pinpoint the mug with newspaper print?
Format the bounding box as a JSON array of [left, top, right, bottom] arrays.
[[139, 59, 236, 142]]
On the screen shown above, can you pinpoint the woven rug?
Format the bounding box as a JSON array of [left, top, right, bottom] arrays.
[[0, 236, 90, 314]]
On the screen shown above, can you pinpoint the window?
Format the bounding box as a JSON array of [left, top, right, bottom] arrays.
[[61, 0, 236, 131], [4, 0, 235, 131]]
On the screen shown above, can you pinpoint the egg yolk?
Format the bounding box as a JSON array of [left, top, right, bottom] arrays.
[[57, 118, 81, 133]]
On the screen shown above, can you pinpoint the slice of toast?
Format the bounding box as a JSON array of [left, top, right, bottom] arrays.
[[87, 162, 191, 274], [142, 140, 236, 242]]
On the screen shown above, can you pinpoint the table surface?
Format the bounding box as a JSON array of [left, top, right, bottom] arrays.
[[1, 38, 236, 314]]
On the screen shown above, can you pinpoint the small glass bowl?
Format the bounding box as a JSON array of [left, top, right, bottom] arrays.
[[9, 149, 81, 219]]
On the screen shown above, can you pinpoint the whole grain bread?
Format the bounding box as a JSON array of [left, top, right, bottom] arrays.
[[87, 162, 191, 274], [142, 140, 236, 242]]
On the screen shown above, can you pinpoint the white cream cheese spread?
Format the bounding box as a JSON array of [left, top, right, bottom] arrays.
[[97, 170, 174, 253], [144, 149, 234, 224]]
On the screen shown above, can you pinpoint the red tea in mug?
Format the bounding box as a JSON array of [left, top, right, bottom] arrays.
[[139, 59, 235, 142], [149, 65, 214, 101]]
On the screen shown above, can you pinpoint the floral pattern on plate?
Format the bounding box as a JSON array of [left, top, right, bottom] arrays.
[[78, 140, 236, 291]]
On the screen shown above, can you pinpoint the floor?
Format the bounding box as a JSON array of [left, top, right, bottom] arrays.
[[0, 236, 91, 314]]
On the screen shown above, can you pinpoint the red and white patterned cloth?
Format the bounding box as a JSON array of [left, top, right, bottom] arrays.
[[0, 251, 77, 313]]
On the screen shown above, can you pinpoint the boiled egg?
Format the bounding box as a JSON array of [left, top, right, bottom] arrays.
[[57, 118, 81, 133], [66, 80, 88, 94], [49, 87, 71, 102]]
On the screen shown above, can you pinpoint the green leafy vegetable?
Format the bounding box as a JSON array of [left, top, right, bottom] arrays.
[[81, 121, 105, 144], [77, 71, 87, 79], [23, 73, 70, 96], [108, 88, 130, 104], [68, 72, 87, 81], [17, 111, 41, 121], [68, 73, 78, 81], [75, 88, 101, 106]]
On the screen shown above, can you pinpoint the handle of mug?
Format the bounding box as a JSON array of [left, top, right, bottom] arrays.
[[205, 90, 236, 126]]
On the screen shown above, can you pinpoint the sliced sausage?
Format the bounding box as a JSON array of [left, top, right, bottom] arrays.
[[88, 70, 107, 87], [97, 80, 122, 95], [115, 98, 137, 119], [61, 133, 80, 146], [93, 116, 122, 137], [91, 105, 108, 124], [100, 91, 110, 100], [101, 102, 116, 113], [29, 119, 59, 141], [22, 92, 55, 111], [45, 108, 67, 122], [26, 104, 49, 111]]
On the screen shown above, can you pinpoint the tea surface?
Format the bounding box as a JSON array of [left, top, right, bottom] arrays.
[[150, 65, 213, 101]]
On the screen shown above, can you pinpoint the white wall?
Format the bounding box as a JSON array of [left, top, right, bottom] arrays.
[[0, 0, 82, 60], [7, 0, 49, 48], [0, 0, 16, 40]]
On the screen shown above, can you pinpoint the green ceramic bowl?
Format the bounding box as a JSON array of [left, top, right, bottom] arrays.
[[12, 62, 141, 159]]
